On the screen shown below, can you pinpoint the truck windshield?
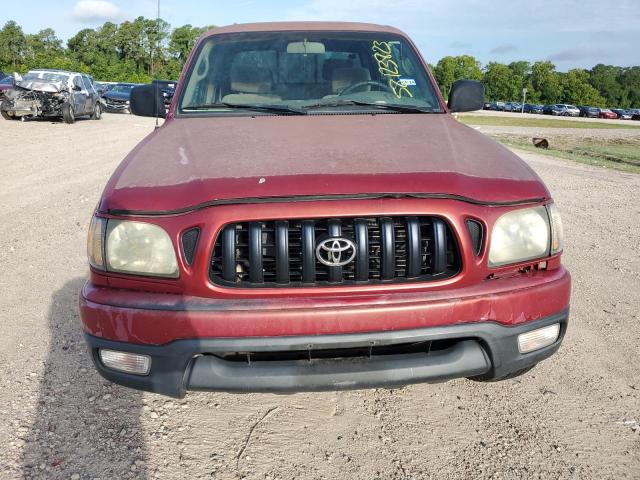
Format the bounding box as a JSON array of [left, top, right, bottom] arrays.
[[111, 85, 135, 93], [179, 31, 442, 114]]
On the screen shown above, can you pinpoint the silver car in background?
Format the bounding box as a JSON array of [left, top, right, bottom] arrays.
[[558, 104, 580, 116], [0, 69, 103, 123]]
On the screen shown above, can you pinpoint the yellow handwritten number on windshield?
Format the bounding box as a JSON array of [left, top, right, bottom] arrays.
[[371, 41, 413, 98]]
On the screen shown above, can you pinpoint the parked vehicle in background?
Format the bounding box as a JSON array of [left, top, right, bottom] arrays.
[[483, 102, 491, 110], [523, 103, 543, 114], [151, 79, 178, 106], [489, 101, 506, 111], [628, 108, 640, 120], [578, 106, 600, 118], [102, 83, 141, 113], [598, 108, 618, 119], [543, 104, 561, 115], [544, 104, 579, 116], [81, 22, 569, 398], [561, 104, 580, 116], [612, 109, 632, 120], [504, 102, 522, 112], [0, 69, 102, 123], [0, 75, 14, 100]]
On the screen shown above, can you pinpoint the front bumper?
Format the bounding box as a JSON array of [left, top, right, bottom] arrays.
[[80, 267, 570, 398], [2, 100, 40, 117], [84, 311, 568, 398], [104, 102, 129, 111]]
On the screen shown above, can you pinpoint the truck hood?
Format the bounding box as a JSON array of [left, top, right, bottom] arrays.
[[101, 113, 549, 214]]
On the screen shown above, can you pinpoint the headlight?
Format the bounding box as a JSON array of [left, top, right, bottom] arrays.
[[488, 206, 550, 267], [104, 220, 178, 277], [547, 203, 563, 255]]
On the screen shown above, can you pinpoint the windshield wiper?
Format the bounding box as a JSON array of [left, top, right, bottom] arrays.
[[183, 102, 307, 115], [304, 100, 440, 113]]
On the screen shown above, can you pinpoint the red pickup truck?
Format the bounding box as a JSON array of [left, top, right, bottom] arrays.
[[81, 22, 570, 398]]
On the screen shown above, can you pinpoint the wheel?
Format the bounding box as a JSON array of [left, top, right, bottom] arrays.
[[62, 103, 75, 124], [468, 365, 536, 382], [91, 102, 102, 120]]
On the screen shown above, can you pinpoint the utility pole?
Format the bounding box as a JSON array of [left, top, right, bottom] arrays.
[[521, 88, 527, 113], [155, 0, 161, 129], [151, 0, 160, 76]]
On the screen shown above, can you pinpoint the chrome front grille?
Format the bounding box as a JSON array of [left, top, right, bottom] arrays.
[[210, 216, 460, 288]]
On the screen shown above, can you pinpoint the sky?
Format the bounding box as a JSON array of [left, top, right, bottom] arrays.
[[2, 0, 639, 71]]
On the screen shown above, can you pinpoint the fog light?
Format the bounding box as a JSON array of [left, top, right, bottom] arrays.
[[99, 349, 151, 375], [517, 324, 560, 354]]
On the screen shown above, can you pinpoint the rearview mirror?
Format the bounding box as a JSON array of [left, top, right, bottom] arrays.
[[286, 41, 325, 54], [130, 84, 167, 118], [448, 80, 485, 113]]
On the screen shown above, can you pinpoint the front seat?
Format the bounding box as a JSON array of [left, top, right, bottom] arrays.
[[222, 65, 281, 104], [322, 59, 353, 83], [331, 67, 371, 95]]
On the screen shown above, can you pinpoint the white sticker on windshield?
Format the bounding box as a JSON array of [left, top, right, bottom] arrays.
[[399, 78, 416, 87]]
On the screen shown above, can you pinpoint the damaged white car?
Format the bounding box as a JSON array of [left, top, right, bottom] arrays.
[[0, 69, 103, 123]]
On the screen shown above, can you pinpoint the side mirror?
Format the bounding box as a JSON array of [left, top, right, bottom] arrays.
[[447, 80, 485, 113], [130, 84, 167, 118], [73, 85, 82, 92]]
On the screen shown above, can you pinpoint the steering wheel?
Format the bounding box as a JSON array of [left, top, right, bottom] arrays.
[[338, 80, 391, 96]]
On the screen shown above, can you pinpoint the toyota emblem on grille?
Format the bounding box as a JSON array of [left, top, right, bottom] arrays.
[[315, 237, 357, 267]]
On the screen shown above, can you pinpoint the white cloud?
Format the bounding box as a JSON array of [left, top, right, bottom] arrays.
[[72, 0, 121, 22], [490, 44, 518, 55], [286, 0, 435, 28], [286, 0, 640, 35], [284, 0, 640, 68]]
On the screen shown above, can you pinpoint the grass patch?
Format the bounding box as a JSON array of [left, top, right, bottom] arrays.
[[459, 115, 640, 130], [492, 134, 640, 174]]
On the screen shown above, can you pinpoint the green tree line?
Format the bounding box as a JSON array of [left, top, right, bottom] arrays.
[[432, 55, 639, 108], [0, 19, 638, 107], [0, 18, 213, 83]]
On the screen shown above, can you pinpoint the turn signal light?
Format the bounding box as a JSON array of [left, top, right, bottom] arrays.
[[517, 324, 560, 354], [99, 349, 151, 375]]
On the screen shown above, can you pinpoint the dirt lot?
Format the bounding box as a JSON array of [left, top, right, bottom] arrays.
[[0, 114, 638, 480]]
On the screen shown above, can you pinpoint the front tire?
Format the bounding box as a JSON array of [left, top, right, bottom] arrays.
[[91, 102, 102, 120], [62, 103, 75, 124]]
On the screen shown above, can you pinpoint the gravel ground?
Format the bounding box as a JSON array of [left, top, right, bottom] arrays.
[[0, 114, 638, 480]]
